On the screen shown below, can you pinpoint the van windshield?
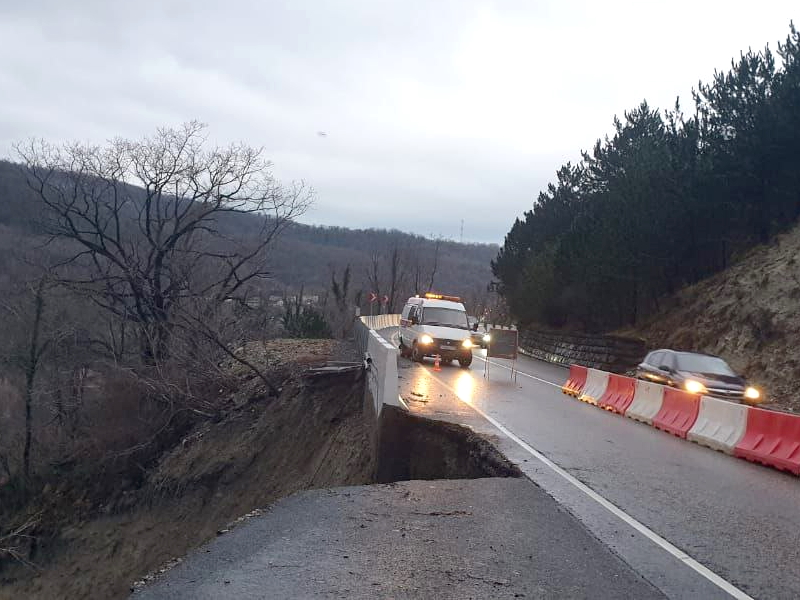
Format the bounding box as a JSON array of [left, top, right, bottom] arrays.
[[422, 307, 469, 329]]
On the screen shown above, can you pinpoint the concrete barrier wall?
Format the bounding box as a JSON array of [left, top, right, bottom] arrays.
[[365, 329, 401, 415], [360, 314, 401, 331], [354, 318, 371, 356], [519, 328, 646, 374], [356, 315, 402, 417]]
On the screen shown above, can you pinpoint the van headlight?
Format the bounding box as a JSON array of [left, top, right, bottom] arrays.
[[684, 379, 707, 394], [419, 334, 434, 345], [744, 386, 761, 400], [482, 334, 491, 342], [462, 339, 473, 348]]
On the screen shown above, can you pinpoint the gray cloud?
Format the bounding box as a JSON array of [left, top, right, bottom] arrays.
[[1, 0, 796, 242]]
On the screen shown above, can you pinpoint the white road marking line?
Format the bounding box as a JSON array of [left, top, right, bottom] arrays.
[[472, 353, 563, 388], [419, 366, 753, 600], [388, 328, 563, 389]]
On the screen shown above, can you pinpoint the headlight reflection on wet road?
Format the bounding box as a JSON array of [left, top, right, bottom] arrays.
[[454, 371, 475, 404]]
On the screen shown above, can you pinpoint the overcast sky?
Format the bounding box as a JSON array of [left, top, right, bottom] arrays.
[[0, 1, 796, 243]]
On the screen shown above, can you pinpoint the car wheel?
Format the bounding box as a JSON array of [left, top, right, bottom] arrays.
[[411, 344, 423, 363], [458, 354, 472, 368]]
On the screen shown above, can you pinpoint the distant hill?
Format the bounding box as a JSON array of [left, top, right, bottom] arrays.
[[0, 160, 497, 312], [272, 223, 496, 294]]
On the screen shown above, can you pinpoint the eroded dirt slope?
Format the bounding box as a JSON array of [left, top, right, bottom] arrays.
[[630, 224, 800, 412], [0, 338, 520, 600], [0, 340, 375, 600]]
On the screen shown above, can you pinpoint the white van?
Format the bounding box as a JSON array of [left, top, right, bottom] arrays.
[[399, 293, 474, 368]]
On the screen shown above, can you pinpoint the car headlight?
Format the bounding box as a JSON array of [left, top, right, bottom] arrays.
[[482, 334, 491, 342], [744, 386, 761, 400], [462, 339, 473, 348], [419, 334, 434, 345], [684, 379, 707, 394]]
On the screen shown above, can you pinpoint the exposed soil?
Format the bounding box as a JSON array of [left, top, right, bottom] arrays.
[[377, 406, 521, 482], [0, 338, 518, 600], [628, 223, 800, 412]]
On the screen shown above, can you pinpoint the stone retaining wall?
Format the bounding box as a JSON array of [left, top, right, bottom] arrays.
[[518, 329, 647, 374]]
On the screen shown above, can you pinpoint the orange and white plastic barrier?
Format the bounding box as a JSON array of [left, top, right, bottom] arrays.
[[562, 365, 588, 397], [734, 407, 800, 474], [653, 388, 701, 438], [687, 396, 748, 453], [598, 374, 637, 414], [625, 380, 665, 425], [579, 369, 609, 405], [559, 362, 800, 477]]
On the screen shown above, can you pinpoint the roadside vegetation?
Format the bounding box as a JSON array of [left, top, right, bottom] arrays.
[[0, 121, 501, 593], [0, 123, 312, 574], [494, 23, 800, 332], [628, 221, 800, 412]]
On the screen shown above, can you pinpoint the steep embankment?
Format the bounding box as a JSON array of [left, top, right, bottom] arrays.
[[0, 340, 376, 600], [631, 224, 800, 412], [0, 339, 517, 600]]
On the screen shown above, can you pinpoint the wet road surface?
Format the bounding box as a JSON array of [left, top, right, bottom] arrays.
[[132, 479, 665, 600], [394, 335, 800, 600]]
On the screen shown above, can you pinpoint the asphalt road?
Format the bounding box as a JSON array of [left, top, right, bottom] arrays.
[[393, 336, 800, 600], [132, 479, 664, 599]]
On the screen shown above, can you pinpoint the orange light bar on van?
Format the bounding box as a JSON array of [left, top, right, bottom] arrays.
[[424, 292, 461, 302]]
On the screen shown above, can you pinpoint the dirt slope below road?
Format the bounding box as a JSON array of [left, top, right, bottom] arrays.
[[0, 340, 376, 600], [1, 338, 519, 600], [630, 224, 800, 412]]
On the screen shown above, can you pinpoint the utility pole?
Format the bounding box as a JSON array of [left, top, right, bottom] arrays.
[[460, 219, 464, 244]]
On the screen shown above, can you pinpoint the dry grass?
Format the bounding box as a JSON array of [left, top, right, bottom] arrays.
[[633, 224, 800, 412]]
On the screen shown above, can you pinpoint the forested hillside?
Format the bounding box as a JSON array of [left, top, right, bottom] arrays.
[[0, 159, 497, 314], [493, 24, 800, 331], [271, 223, 496, 305]]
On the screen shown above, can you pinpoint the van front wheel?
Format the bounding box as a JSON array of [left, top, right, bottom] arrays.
[[458, 354, 472, 368], [399, 339, 410, 358], [412, 344, 423, 363]]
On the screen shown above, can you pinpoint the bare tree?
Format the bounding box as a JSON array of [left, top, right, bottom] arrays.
[[0, 512, 41, 568], [426, 237, 441, 292], [17, 122, 312, 365], [0, 276, 70, 478], [329, 265, 354, 338], [20, 278, 45, 478], [406, 237, 443, 296], [386, 245, 406, 313]]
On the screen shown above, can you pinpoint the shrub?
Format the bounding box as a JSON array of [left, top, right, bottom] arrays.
[[282, 304, 332, 339]]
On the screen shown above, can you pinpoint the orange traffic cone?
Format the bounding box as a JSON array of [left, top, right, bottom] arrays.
[[433, 354, 441, 371]]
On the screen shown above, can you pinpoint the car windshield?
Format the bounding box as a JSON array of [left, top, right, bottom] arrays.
[[422, 307, 470, 329], [676, 354, 736, 376]]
